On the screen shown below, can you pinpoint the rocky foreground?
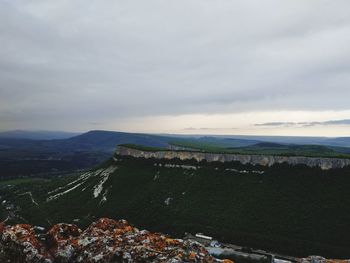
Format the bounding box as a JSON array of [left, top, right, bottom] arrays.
[[0, 218, 233, 263], [1, 218, 349, 263]]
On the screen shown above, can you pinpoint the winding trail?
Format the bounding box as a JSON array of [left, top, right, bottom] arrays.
[[19, 192, 39, 206]]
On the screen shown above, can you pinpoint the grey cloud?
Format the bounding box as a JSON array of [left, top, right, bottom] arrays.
[[254, 122, 297, 127], [183, 127, 238, 131], [1, 0, 350, 130], [255, 119, 350, 127]]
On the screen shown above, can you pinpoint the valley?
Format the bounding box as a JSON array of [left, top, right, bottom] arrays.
[[2, 132, 350, 261], [1, 149, 350, 259]]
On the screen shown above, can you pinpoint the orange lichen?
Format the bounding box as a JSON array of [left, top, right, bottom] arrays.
[[0, 224, 53, 262], [0, 218, 246, 262], [189, 251, 197, 260]]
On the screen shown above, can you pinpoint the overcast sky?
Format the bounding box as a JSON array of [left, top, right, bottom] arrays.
[[1, 0, 350, 136]]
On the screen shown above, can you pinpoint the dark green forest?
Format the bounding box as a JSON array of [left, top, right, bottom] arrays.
[[1, 156, 350, 258]]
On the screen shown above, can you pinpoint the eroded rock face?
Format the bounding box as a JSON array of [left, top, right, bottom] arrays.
[[46, 223, 82, 262], [116, 146, 350, 170], [0, 219, 233, 263], [0, 223, 53, 263]]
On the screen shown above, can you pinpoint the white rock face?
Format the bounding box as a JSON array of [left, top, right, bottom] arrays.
[[93, 166, 117, 198], [46, 165, 117, 202], [116, 146, 350, 170]]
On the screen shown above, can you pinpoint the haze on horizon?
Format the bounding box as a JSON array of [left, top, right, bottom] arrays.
[[1, 0, 350, 137]]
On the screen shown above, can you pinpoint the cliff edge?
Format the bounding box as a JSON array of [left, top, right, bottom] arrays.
[[115, 145, 350, 170]]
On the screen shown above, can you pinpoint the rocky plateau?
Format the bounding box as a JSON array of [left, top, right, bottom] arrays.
[[116, 146, 350, 170]]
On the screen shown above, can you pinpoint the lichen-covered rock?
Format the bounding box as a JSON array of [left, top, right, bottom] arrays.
[[0, 223, 53, 263], [74, 218, 220, 262], [0, 218, 233, 263], [2, 218, 349, 263], [46, 223, 82, 262]]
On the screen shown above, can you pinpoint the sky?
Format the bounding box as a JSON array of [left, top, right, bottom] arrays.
[[1, 0, 350, 136]]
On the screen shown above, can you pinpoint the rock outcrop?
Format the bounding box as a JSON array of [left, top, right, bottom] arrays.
[[1, 219, 348, 263], [0, 218, 233, 263], [115, 146, 350, 170]]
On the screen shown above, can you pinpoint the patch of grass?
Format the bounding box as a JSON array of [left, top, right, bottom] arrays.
[[119, 144, 168, 152], [169, 140, 350, 158]]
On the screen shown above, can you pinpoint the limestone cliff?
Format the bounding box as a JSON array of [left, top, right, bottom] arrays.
[[115, 146, 350, 170]]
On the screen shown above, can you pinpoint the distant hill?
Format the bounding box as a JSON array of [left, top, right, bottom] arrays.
[[220, 135, 350, 147], [1, 130, 349, 149], [170, 139, 350, 158], [322, 137, 350, 147], [230, 143, 349, 157], [0, 131, 172, 178], [62, 130, 171, 152], [0, 130, 350, 178], [0, 130, 80, 140], [0, 130, 171, 153]]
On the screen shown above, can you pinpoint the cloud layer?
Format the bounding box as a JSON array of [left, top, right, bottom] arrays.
[[255, 119, 350, 127], [1, 0, 350, 134]]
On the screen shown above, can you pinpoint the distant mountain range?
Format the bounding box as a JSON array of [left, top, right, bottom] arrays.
[[0, 130, 350, 178], [0, 130, 171, 153], [1, 129, 350, 149], [0, 130, 80, 140], [221, 135, 350, 148]]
